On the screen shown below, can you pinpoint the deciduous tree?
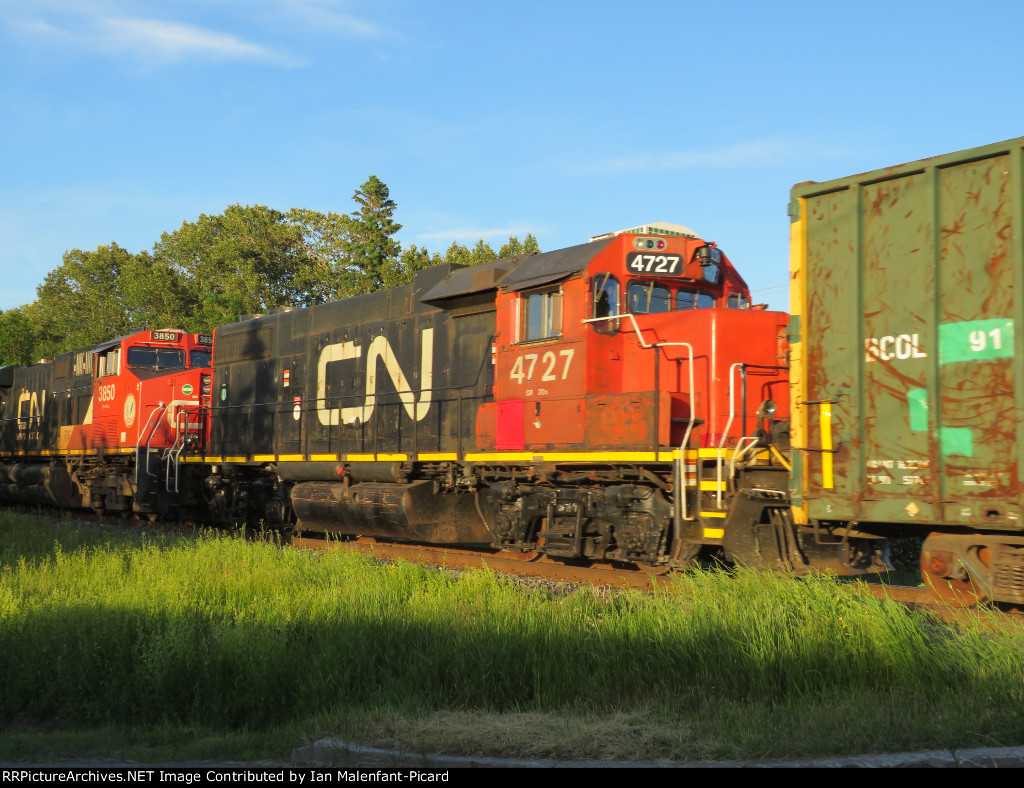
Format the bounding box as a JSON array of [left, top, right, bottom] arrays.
[[0, 307, 39, 365], [33, 243, 142, 356], [153, 205, 309, 329], [498, 233, 540, 258], [287, 207, 353, 303]]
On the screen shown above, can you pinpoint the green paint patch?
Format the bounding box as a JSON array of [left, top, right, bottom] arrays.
[[939, 319, 1014, 364], [941, 427, 973, 457], [907, 388, 929, 432], [906, 388, 973, 457]]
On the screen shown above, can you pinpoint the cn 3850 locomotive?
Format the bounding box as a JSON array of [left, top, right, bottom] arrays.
[[0, 221, 889, 578], [0, 329, 212, 518]]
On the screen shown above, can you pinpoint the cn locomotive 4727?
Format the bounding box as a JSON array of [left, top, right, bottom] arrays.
[[6, 135, 1024, 606], [2, 223, 871, 576]]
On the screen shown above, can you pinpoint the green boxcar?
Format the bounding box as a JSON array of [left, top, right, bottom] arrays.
[[789, 136, 1024, 605]]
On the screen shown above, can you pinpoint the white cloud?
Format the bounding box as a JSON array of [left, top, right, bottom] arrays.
[[95, 17, 295, 63], [3, 0, 390, 65], [5, 3, 301, 65], [276, 0, 382, 38]]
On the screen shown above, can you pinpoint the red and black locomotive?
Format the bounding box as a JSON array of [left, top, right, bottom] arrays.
[[0, 329, 211, 518], [0, 225, 889, 575]]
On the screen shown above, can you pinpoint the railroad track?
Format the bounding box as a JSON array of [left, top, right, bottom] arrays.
[[291, 535, 679, 590], [6, 505, 1021, 625], [290, 534, 1023, 626]]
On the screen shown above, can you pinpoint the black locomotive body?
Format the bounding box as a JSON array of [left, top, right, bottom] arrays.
[[200, 262, 501, 543]]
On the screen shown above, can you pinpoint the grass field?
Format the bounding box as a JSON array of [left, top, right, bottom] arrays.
[[1, 511, 1022, 764]]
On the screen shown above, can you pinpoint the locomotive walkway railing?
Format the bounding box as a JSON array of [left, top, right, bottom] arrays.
[[582, 312, 698, 527], [167, 406, 205, 492], [134, 402, 168, 486]]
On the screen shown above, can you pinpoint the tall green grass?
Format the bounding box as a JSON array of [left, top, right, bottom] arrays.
[[1, 512, 1023, 744]]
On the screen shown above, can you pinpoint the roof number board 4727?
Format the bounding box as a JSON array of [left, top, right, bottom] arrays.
[[626, 252, 683, 276]]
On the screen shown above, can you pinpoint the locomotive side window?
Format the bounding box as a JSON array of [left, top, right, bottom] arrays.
[[628, 282, 671, 314], [676, 288, 715, 310], [127, 347, 186, 370], [521, 287, 562, 342], [727, 293, 750, 309], [97, 348, 120, 377]]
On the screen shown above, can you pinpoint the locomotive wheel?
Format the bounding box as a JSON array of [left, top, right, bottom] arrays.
[[675, 540, 703, 564], [921, 547, 989, 608]]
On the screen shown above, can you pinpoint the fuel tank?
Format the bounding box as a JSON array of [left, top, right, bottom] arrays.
[[291, 480, 493, 544], [0, 463, 78, 507]]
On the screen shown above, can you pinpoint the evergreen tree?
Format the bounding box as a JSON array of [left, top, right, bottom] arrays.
[[345, 175, 402, 294]]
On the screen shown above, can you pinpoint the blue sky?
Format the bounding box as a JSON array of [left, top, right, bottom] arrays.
[[2, 0, 1022, 314]]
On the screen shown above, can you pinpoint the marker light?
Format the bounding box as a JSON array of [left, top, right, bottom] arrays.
[[633, 237, 668, 251]]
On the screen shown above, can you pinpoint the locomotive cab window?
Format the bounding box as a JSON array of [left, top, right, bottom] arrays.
[[727, 293, 750, 309], [628, 282, 671, 314], [190, 349, 212, 368], [127, 346, 186, 370], [520, 287, 562, 342], [591, 273, 620, 334]]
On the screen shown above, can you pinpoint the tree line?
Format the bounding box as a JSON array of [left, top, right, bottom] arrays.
[[0, 176, 539, 365]]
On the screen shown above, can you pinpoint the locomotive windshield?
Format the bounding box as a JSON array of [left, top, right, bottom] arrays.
[[625, 282, 716, 313], [190, 349, 212, 368], [127, 346, 186, 370], [628, 282, 671, 314], [676, 288, 715, 310]]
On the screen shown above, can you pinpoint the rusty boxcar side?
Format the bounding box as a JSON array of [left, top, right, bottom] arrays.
[[790, 136, 1024, 604]]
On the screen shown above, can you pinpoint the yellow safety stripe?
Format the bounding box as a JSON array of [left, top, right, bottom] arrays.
[[181, 450, 688, 465], [820, 401, 834, 490], [0, 448, 136, 457]]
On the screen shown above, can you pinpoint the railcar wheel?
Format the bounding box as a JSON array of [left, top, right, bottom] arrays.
[[921, 547, 988, 608]]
